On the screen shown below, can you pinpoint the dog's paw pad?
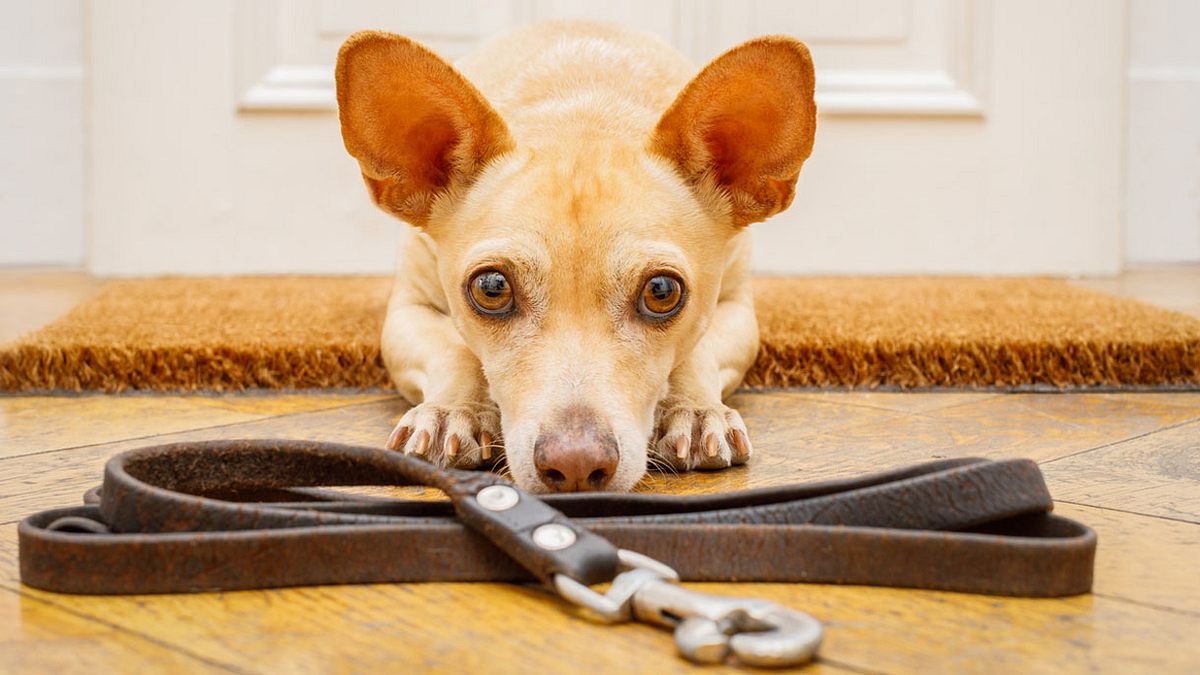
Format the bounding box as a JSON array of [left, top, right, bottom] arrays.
[[651, 403, 751, 471], [386, 401, 501, 470]]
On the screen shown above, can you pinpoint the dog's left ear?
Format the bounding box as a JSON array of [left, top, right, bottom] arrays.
[[651, 37, 816, 227]]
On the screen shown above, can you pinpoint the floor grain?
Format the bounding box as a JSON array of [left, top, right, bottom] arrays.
[[1042, 420, 1200, 523], [0, 588, 232, 672]]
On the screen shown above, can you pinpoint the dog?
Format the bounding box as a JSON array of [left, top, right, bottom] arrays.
[[335, 21, 815, 493]]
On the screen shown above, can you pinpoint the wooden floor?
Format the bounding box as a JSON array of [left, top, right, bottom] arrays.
[[2, 267, 1199, 673]]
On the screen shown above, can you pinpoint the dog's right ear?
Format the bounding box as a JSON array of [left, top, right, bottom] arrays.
[[336, 31, 513, 226]]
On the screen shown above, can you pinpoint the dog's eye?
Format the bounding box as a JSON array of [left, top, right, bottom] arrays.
[[468, 271, 515, 316], [638, 275, 684, 319]]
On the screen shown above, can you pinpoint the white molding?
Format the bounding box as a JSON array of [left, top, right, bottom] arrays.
[[240, 65, 334, 111], [815, 0, 990, 116], [816, 69, 983, 116], [235, 0, 519, 111], [236, 66, 988, 116], [236, 0, 991, 116]]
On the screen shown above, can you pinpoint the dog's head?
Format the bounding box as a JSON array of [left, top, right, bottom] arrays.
[[337, 30, 815, 492]]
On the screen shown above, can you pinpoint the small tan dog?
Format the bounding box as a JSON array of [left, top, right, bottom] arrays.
[[336, 21, 815, 493]]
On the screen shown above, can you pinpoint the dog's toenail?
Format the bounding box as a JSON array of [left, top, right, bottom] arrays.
[[479, 431, 493, 460], [704, 434, 719, 457], [674, 436, 689, 460], [731, 430, 749, 457], [387, 425, 411, 450]]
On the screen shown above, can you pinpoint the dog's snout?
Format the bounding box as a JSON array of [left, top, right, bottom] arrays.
[[533, 407, 619, 492]]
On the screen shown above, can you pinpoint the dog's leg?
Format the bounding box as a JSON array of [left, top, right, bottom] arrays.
[[652, 238, 759, 471], [381, 236, 501, 469]]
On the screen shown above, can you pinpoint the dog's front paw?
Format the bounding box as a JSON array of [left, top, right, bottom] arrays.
[[650, 402, 752, 471], [386, 400, 502, 470]]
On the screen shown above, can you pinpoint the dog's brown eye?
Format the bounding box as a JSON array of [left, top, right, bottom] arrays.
[[639, 275, 684, 319], [468, 271, 515, 316]]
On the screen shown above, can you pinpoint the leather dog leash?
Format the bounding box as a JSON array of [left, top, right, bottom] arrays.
[[19, 440, 1096, 667]]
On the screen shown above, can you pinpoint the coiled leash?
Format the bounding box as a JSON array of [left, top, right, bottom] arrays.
[[19, 440, 1096, 668]]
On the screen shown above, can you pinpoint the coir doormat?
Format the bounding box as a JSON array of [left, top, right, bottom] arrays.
[[2, 276, 1198, 392]]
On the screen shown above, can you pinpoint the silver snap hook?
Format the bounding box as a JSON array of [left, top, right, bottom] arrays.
[[552, 549, 822, 667]]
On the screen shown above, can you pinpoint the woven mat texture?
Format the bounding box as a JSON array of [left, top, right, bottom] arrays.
[[2, 276, 1198, 391]]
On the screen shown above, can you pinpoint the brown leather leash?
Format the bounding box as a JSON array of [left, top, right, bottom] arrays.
[[18, 440, 1095, 667]]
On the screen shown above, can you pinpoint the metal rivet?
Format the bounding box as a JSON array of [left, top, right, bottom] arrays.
[[476, 485, 519, 512], [532, 523, 577, 551]]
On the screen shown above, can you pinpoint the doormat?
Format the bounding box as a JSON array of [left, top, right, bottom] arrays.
[[2, 276, 1197, 392]]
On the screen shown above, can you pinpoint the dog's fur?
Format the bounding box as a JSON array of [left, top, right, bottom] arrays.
[[336, 21, 815, 492]]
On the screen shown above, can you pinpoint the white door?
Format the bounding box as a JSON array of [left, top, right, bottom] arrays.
[[85, 0, 1126, 276]]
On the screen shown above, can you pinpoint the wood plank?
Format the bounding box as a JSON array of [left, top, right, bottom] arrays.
[[755, 584, 1200, 672], [1053, 502, 1200, 614], [1042, 420, 1200, 523], [4, 549, 1196, 672], [0, 392, 400, 460], [0, 399, 410, 523], [752, 393, 1200, 483], [777, 390, 1002, 413], [0, 587, 231, 672]]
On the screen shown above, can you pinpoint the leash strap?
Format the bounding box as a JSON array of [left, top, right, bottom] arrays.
[[19, 439, 1094, 597], [18, 440, 1096, 666]]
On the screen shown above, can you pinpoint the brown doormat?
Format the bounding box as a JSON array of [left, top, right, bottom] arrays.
[[2, 276, 1198, 392]]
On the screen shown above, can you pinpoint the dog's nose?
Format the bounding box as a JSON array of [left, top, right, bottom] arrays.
[[534, 433, 619, 492], [533, 407, 619, 492]]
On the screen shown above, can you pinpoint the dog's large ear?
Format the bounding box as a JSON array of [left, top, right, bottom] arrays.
[[336, 31, 513, 226], [651, 37, 816, 227]]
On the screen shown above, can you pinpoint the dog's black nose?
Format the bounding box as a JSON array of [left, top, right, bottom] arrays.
[[533, 406, 618, 492]]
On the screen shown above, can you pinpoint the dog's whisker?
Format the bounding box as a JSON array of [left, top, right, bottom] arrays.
[[645, 453, 680, 478], [633, 472, 660, 491], [492, 456, 513, 480], [664, 457, 682, 477], [645, 459, 665, 477]]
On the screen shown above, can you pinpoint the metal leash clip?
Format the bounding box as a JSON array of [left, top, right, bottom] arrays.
[[554, 549, 823, 667]]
